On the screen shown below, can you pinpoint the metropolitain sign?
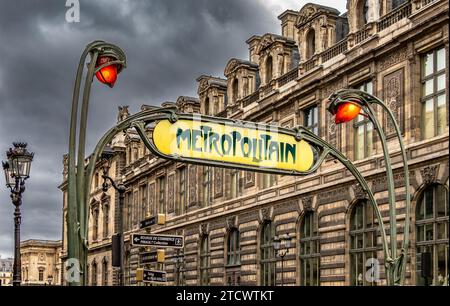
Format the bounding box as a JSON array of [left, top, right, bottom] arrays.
[[151, 115, 316, 175]]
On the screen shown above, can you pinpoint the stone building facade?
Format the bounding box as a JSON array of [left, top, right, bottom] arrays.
[[20, 239, 62, 285], [0, 257, 13, 286], [60, 0, 448, 286]]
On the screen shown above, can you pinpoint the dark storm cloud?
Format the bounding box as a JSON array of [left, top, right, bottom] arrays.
[[0, 0, 279, 256]]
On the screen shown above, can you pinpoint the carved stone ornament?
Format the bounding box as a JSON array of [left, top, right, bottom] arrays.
[[117, 105, 130, 123], [302, 195, 313, 212], [199, 223, 209, 235], [226, 216, 237, 230], [352, 183, 367, 200], [420, 165, 439, 185], [260, 207, 272, 222]]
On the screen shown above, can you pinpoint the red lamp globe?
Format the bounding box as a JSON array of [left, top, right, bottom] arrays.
[[95, 56, 118, 88], [334, 102, 361, 124]]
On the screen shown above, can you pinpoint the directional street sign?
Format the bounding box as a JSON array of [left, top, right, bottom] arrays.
[[136, 268, 167, 284], [132, 234, 184, 248], [140, 214, 166, 229], [140, 250, 165, 264]]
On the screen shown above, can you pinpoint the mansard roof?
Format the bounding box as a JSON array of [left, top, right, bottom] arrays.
[[224, 58, 259, 77], [295, 3, 341, 27]]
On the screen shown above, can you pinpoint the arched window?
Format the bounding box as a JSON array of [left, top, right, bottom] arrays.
[[204, 97, 210, 115], [260, 221, 275, 286], [265, 56, 273, 83], [102, 257, 109, 286], [232, 78, 239, 103], [103, 201, 109, 238], [306, 29, 316, 59], [416, 184, 449, 286], [349, 200, 378, 286], [299, 211, 320, 286], [227, 229, 240, 266], [91, 260, 97, 286], [200, 235, 210, 285]]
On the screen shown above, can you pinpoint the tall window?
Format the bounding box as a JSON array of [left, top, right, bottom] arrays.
[[103, 202, 109, 238], [266, 56, 273, 83], [203, 167, 212, 207], [354, 81, 373, 160], [304, 105, 319, 135], [421, 47, 447, 139], [416, 184, 449, 286], [140, 185, 147, 220], [260, 173, 276, 190], [200, 235, 210, 285], [133, 190, 139, 227], [232, 78, 239, 103], [91, 260, 97, 286], [38, 268, 44, 282], [158, 176, 166, 214], [260, 221, 275, 286], [299, 212, 320, 286], [133, 147, 139, 161], [204, 97, 210, 115], [102, 258, 108, 286], [126, 192, 132, 231], [349, 200, 378, 286], [230, 170, 241, 198], [92, 206, 99, 241], [177, 167, 186, 215], [306, 29, 315, 59], [227, 229, 241, 266]]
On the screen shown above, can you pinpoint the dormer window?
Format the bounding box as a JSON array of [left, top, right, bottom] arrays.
[[306, 29, 315, 59], [265, 56, 273, 83]]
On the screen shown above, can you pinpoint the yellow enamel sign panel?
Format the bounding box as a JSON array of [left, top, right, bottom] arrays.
[[153, 119, 314, 173]]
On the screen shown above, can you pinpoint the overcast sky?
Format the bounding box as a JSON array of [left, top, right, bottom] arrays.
[[0, 0, 347, 258]]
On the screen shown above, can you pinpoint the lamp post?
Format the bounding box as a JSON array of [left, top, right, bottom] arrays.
[[326, 89, 411, 286], [100, 149, 126, 286], [2, 142, 34, 287], [173, 250, 185, 286], [274, 234, 292, 286], [66, 41, 126, 285]]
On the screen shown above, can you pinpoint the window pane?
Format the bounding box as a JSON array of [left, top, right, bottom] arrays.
[[436, 48, 446, 71], [425, 223, 434, 241], [355, 125, 365, 160], [422, 99, 434, 139], [436, 245, 447, 286], [423, 79, 434, 96], [366, 82, 373, 95], [437, 94, 447, 136], [437, 74, 445, 92], [424, 52, 434, 77], [437, 222, 447, 240], [357, 234, 364, 249], [366, 123, 373, 157], [417, 225, 424, 242], [425, 189, 434, 219]]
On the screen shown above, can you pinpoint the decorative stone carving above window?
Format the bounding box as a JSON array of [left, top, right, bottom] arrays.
[[420, 165, 439, 185], [352, 183, 367, 200]]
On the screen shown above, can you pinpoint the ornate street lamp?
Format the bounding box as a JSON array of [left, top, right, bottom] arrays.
[[2, 142, 34, 287], [66, 41, 126, 286], [327, 89, 411, 286], [274, 234, 292, 286]]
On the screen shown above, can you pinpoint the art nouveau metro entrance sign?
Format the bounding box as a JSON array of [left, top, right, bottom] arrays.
[[150, 115, 316, 175]]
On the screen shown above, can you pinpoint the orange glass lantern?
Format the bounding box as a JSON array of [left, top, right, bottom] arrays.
[[95, 56, 118, 88], [334, 102, 361, 124]]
